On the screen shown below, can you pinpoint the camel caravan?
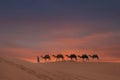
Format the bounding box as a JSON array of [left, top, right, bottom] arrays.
[[37, 54, 99, 63]]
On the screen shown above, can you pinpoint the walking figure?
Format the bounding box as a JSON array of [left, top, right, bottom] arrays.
[[37, 56, 40, 63]]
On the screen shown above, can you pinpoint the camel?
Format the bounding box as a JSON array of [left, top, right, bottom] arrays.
[[89, 54, 99, 60], [52, 54, 64, 61], [66, 54, 77, 61], [41, 54, 51, 62], [78, 54, 89, 61]]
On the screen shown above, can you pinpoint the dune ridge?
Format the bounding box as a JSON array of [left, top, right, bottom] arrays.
[[0, 57, 120, 80]]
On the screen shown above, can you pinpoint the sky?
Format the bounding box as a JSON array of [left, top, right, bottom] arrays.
[[0, 0, 120, 62]]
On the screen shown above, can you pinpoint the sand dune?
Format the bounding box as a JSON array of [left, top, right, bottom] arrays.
[[0, 57, 120, 80]]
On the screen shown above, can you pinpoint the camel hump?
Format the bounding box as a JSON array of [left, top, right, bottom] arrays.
[[58, 54, 63, 56], [45, 54, 49, 56], [82, 54, 87, 56], [71, 54, 76, 56], [82, 54, 88, 58], [83, 54, 87, 55], [70, 54, 77, 57], [93, 54, 98, 56], [45, 54, 50, 58]]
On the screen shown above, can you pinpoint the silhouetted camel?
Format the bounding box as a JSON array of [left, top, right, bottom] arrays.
[[52, 54, 64, 61], [41, 54, 51, 62], [78, 54, 89, 61], [66, 54, 77, 61], [89, 54, 99, 60]]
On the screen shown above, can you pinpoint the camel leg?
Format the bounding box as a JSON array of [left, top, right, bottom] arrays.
[[62, 58, 64, 61], [46, 59, 48, 62], [71, 58, 74, 62], [87, 58, 89, 62], [75, 58, 77, 61], [71, 58, 72, 62], [84, 58, 86, 62], [56, 58, 57, 62], [48, 59, 50, 62], [49, 59, 51, 61], [59, 58, 60, 61], [86, 58, 89, 62], [82, 58, 84, 62], [97, 57, 99, 60], [74, 58, 76, 62], [97, 57, 100, 62], [85, 59, 87, 62], [45, 59, 46, 62], [62, 58, 65, 62]]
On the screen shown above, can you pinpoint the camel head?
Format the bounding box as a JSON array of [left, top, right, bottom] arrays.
[[52, 55, 56, 57], [88, 55, 92, 57], [66, 55, 69, 57], [41, 56, 44, 58], [78, 55, 81, 58]]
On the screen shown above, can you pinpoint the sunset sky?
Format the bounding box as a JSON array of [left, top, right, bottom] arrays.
[[0, 0, 120, 62]]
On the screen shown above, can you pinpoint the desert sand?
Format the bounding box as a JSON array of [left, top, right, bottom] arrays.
[[0, 57, 120, 80]]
